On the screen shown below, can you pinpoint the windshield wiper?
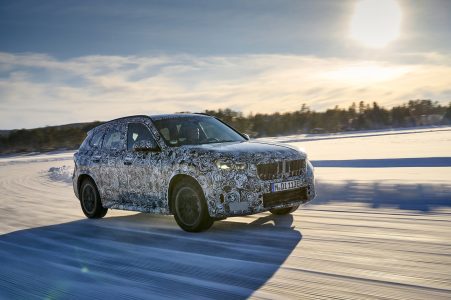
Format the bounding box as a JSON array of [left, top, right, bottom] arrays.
[[204, 140, 238, 144]]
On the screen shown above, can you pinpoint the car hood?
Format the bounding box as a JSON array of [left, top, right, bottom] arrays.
[[181, 141, 306, 162]]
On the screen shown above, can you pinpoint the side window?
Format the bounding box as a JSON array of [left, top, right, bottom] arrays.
[[103, 129, 123, 151], [155, 123, 179, 145], [159, 127, 170, 141], [127, 123, 155, 150], [89, 130, 105, 148]]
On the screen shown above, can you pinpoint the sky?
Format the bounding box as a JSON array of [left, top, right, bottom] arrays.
[[0, 0, 450, 129]]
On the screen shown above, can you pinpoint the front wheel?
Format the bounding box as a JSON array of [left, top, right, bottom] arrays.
[[270, 204, 300, 215], [80, 178, 108, 219], [172, 178, 214, 232]]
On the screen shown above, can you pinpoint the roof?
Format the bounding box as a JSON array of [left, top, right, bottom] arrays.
[[87, 113, 213, 134], [148, 113, 212, 121]]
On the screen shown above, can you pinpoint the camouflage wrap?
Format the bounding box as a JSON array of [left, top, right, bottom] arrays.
[[73, 114, 316, 218]]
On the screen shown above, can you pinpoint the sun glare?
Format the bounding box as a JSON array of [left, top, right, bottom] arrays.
[[350, 0, 402, 48]]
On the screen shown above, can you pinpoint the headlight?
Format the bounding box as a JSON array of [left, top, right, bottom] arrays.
[[216, 161, 232, 170], [215, 160, 247, 171]]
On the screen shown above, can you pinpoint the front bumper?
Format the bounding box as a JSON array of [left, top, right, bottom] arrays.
[[203, 160, 316, 218]]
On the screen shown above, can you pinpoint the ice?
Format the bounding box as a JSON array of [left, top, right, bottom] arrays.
[[0, 126, 450, 299]]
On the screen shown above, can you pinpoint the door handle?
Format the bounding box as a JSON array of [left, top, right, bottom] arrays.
[[91, 155, 101, 163], [124, 157, 133, 165]]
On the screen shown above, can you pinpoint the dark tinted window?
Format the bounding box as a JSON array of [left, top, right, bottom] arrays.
[[127, 123, 155, 150], [153, 116, 245, 147], [103, 129, 123, 151]]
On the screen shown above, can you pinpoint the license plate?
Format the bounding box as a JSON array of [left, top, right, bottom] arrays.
[[271, 180, 302, 192]]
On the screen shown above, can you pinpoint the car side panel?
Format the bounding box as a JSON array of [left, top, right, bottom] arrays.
[[122, 122, 168, 213], [90, 117, 172, 214]]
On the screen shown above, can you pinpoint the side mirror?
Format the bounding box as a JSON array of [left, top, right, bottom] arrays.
[[133, 140, 160, 152], [243, 133, 250, 140]]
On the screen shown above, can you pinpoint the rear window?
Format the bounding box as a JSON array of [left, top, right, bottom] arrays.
[[79, 130, 104, 150], [103, 129, 123, 151], [89, 130, 105, 148]]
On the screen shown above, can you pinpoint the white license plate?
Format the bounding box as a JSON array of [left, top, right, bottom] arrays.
[[271, 180, 302, 192]]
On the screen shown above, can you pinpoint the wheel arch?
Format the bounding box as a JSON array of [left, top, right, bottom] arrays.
[[77, 173, 98, 197], [167, 173, 204, 214]]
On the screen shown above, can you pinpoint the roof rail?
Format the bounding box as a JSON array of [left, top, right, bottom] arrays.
[[86, 115, 151, 134]]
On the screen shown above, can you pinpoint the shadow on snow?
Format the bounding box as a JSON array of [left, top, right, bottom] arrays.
[[312, 157, 451, 168], [314, 180, 451, 212], [0, 213, 301, 299]]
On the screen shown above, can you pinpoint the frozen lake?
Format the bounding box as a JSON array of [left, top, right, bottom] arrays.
[[0, 126, 450, 299]]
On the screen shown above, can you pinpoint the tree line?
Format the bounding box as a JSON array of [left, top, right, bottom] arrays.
[[0, 99, 450, 154], [207, 99, 451, 137], [0, 122, 102, 154]]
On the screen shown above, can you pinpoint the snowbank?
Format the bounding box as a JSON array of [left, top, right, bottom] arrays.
[[47, 165, 74, 184]]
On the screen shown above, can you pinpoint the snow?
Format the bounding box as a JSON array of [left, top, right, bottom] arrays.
[[47, 165, 74, 184], [0, 150, 74, 165], [0, 127, 450, 299]]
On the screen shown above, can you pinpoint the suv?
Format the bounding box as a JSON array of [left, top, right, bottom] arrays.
[[73, 114, 315, 232]]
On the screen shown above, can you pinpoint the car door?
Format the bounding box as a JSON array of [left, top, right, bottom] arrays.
[[124, 121, 164, 212], [99, 123, 128, 207]]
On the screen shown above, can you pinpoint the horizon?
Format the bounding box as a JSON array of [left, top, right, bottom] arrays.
[[1, 0, 451, 129], [1, 99, 448, 131]]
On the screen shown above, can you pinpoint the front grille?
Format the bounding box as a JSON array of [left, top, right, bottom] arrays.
[[263, 187, 308, 208], [257, 159, 305, 180]]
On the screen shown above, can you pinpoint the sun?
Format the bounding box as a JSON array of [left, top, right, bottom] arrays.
[[350, 0, 402, 48]]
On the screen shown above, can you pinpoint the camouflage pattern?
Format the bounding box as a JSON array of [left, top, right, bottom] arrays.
[[73, 114, 316, 218]]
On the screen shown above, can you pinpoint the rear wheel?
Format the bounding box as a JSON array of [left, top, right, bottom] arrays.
[[270, 204, 300, 215], [80, 178, 108, 218], [172, 178, 213, 232]]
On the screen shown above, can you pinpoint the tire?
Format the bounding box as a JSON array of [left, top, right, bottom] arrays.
[[270, 204, 300, 215], [172, 178, 214, 232], [80, 178, 108, 219]]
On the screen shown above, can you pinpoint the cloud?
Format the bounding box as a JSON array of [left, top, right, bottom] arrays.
[[0, 52, 450, 129]]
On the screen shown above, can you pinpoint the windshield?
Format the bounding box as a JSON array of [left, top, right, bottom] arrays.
[[152, 115, 246, 147]]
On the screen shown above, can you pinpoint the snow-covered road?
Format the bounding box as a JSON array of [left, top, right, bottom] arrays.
[[0, 127, 450, 299]]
